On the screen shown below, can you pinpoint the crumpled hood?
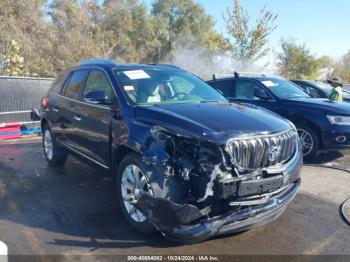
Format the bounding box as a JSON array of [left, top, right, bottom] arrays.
[[135, 102, 292, 144], [284, 97, 350, 114]]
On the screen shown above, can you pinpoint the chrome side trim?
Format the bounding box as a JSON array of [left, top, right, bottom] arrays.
[[55, 93, 113, 111], [63, 144, 110, 170]]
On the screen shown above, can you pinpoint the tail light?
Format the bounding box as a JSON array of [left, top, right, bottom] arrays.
[[41, 97, 48, 108]]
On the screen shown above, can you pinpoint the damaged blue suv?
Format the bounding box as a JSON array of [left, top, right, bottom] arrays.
[[41, 60, 302, 243]]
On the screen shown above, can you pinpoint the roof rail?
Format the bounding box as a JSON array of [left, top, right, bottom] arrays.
[[235, 71, 267, 77], [80, 59, 117, 65], [212, 71, 267, 80], [148, 63, 182, 69], [212, 74, 235, 80]]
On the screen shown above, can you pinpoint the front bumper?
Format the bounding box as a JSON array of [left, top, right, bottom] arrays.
[[136, 146, 302, 243], [164, 180, 300, 243], [322, 125, 350, 152]]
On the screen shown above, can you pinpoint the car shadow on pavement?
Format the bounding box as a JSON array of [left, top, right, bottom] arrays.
[[1, 141, 349, 254], [47, 237, 180, 250], [304, 151, 350, 172], [305, 151, 344, 165], [0, 142, 183, 249]]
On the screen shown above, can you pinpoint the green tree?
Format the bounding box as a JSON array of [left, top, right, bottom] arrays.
[[223, 0, 277, 64], [0, 0, 54, 76], [102, 0, 161, 63], [0, 0, 227, 76], [277, 39, 322, 79], [316, 55, 335, 80], [48, 0, 103, 71], [3, 40, 26, 76], [332, 51, 350, 83], [317, 55, 335, 68], [151, 0, 228, 62]]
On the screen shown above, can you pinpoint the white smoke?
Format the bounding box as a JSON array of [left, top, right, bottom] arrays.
[[167, 38, 278, 80]]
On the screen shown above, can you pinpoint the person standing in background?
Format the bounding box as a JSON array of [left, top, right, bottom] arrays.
[[328, 77, 343, 103]]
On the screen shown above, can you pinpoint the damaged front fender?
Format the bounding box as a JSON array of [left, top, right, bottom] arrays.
[[125, 122, 302, 243], [133, 138, 302, 243], [141, 126, 233, 203]]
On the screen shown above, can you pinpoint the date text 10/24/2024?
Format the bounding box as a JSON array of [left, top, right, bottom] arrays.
[[127, 256, 220, 261]]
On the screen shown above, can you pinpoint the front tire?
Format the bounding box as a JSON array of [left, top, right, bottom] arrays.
[[116, 153, 156, 234], [297, 123, 319, 160], [42, 124, 67, 166]]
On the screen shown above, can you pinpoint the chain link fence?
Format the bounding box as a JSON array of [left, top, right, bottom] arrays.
[[0, 76, 53, 123]]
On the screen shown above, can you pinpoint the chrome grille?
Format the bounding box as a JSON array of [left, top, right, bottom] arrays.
[[226, 129, 298, 171]]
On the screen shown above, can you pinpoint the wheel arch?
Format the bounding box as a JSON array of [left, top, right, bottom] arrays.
[[112, 144, 138, 177], [41, 117, 48, 130], [295, 118, 323, 148]]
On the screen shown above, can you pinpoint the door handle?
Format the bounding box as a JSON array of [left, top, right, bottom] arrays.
[[52, 107, 59, 112], [73, 115, 82, 121]]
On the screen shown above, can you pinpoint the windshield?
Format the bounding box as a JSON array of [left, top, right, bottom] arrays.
[[114, 69, 227, 105], [260, 79, 310, 99]]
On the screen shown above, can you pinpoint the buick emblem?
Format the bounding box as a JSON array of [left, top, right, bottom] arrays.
[[268, 145, 280, 162]]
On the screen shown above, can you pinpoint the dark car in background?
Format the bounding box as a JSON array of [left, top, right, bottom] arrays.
[[40, 60, 301, 243], [291, 79, 350, 102], [208, 74, 350, 159]]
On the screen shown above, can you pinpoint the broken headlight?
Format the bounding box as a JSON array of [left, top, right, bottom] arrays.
[[151, 126, 234, 202]]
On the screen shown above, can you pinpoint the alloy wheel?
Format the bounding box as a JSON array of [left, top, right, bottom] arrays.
[[121, 164, 152, 223], [297, 128, 314, 157], [43, 129, 53, 160]]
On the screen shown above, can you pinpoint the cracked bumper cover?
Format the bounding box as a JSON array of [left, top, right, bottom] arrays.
[[164, 179, 300, 243], [136, 145, 302, 243]]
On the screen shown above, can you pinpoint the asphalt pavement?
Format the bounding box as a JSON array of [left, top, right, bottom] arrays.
[[0, 139, 349, 256]]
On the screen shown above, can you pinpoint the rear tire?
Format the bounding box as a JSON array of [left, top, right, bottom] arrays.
[[116, 153, 157, 234], [297, 123, 319, 160], [42, 124, 67, 166]]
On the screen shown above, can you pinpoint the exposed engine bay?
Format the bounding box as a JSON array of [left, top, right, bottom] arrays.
[[135, 126, 301, 238]]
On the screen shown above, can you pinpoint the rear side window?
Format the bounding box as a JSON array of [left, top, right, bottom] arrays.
[[63, 70, 89, 100], [50, 71, 68, 93], [302, 85, 323, 98], [210, 80, 233, 97]]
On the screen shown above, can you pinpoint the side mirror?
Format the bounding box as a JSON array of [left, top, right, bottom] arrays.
[[254, 88, 269, 100], [83, 90, 113, 105]]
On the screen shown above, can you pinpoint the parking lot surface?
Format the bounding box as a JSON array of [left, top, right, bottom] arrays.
[[0, 139, 349, 255]]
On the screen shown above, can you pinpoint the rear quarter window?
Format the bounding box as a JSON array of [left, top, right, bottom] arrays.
[[50, 71, 69, 94], [62, 70, 89, 100]]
